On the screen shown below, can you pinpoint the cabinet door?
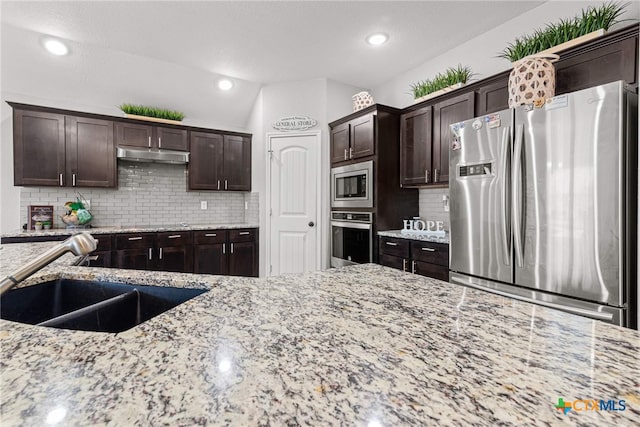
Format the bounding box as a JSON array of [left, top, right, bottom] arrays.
[[157, 245, 193, 273], [115, 248, 153, 270], [413, 260, 449, 281], [476, 75, 509, 116], [433, 92, 475, 184], [115, 122, 153, 148], [13, 109, 66, 186], [224, 135, 251, 191], [66, 116, 115, 188], [556, 36, 637, 94], [229, 241, 257, 277], [157, 127, 188, 151], [189, 131, 224, 190], [350, 114, 375, 159], [330, 122, 350, 164], [400, 106, 432, 186], [194, 244, 229, 275], [379, 254, 407, 271]]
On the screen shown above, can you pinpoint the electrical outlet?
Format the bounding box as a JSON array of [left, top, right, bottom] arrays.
[[245, 201, 248, 210], [200, 201, 207, 210], [443, 195, 449, 212]]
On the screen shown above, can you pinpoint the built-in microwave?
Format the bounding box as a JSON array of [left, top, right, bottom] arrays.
[[331, 160, 373, 208]]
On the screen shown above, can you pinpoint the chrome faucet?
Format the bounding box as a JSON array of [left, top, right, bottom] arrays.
[[0, 233, 97, 296]]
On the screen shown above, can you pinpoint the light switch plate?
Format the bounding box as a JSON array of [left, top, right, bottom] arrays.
[[200, 201, 207, 210]]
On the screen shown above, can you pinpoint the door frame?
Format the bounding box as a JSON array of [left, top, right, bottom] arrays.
[[266, 130, 322, 276]]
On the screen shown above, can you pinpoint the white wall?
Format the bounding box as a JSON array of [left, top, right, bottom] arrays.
[[247, 78, 364, 275], [372, 1, 640, 108]]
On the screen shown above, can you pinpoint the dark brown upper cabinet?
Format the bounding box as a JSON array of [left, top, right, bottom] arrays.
[[400, 106, 433, 186], [330, 113, 375, 165], [476, 74, 510, 116], [12, 107, 116, 188], [115, 122, 188, 151], [66, 116, 116, 187], [189, 131, 251, 191], [400, 92, 474, 187], [432, 92, 475, 184]]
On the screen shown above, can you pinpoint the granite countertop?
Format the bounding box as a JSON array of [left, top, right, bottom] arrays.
[[1, 244, 639, 425], [1, 223, 259, 239], [378, 229, 450, 244]]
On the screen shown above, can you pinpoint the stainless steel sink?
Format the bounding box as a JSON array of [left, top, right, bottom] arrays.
[[0, 279, 208, 333]]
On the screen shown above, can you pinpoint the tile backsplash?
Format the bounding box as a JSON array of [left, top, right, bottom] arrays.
[[20, 162, 257, 228], [418, 187, 450, 230]]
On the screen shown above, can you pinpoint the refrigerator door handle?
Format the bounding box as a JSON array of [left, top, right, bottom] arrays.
[[512, 124, 525, 268], [500, 126, 511, 266]]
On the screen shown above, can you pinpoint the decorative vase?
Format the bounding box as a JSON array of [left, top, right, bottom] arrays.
[[508, 54, 559, 108], [352, 91, 374, 112]]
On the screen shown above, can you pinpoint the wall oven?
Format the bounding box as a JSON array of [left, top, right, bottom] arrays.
[[331, 160, 373, 208], [331, 211, 373, 268]]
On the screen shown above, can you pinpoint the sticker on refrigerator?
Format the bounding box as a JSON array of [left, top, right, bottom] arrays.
[[485, 114, 501, 129], [472, 119, 482, 130], [451, 136, 461, 151], [546, 94, 568, 111]]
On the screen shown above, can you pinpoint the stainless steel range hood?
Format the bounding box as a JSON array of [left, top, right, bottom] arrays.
[[116, 147, 189, 164]]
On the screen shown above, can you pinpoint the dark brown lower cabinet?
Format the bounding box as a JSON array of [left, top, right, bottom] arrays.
[[115, 248, 154, 270], [156, 232, 193, 273], [193, 229, 258, 277], [85, 251, 112, 268], [193, 230, 228, 275], [378, 236, 449, 281]]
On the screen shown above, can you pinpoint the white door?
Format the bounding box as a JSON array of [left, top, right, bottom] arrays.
[[267, 131, 320, 275]]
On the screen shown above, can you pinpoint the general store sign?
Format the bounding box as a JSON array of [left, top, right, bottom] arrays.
[[273, 116, 317, 131]]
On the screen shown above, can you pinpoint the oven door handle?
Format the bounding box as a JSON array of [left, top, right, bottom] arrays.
[[331, 221, 372, 230]]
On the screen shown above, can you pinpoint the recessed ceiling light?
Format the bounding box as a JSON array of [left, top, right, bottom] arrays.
[[366, 33, 388, 46], [43, 39, 69, 56], [218, 79, 234, 91]]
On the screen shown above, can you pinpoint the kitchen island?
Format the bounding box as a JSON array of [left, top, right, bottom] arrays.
[[1, 242, 639, 426]]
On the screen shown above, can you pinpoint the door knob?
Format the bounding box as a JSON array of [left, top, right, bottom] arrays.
[[308, 221, 315, 227]]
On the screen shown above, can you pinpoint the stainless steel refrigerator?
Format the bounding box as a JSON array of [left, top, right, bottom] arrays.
[[449, 81, 637, 327]]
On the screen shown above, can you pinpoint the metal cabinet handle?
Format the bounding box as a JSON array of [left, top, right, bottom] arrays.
[[385, 242, 398, 246], [239, 231, 250, 235], [168, 235, 181, 239], [128, 237, 143, 241], [223, 243, 226, 254], [425, 169, 430, 184], [433, 169, 439, 182], [402, 259, 407, 272], [225, 180, 228, 190], [231, 243, 234, 254], [344, 148, 348, 160], [72, 173, 76, 187], [349, 147, 353, 159], [158, 137, 162, 149], [59, 173, 64, 186], [217, 180, 220, 190], [148, 136, 151, 148], [411, 260, 416, 274], [148, 248, 152, 260], [421, 247, 436, 252], [159, 248, 163, 260], [205, 233, 217, 237]]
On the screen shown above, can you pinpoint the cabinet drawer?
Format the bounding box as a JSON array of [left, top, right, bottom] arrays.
[[411, 241, 448, 266], [413, 260, 449, 281], [94, 234, 113, 252], [157, 231, 193, 246], [115, 233, 154, 249], [379, 254, 407, 271], [194, 230, 227, 244], [229, 228, 256, 243], [379, 237, 410, 258]]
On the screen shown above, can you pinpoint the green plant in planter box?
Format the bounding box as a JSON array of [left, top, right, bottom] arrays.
[[119, 104, 185, 121], [410, 65, 475, 100], [499, 1, 628, 62]]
